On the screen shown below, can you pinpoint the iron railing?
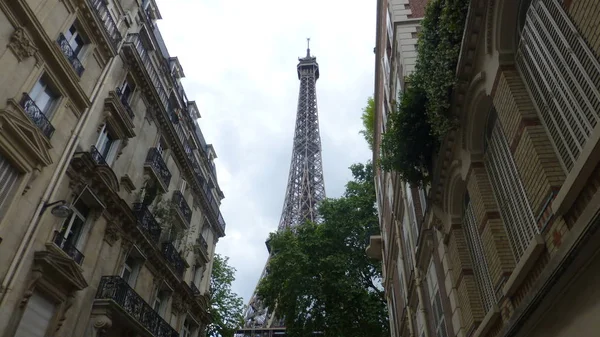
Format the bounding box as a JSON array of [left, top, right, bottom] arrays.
[[89, 0, 122, 48], [57, 33, 84, 76], [172, 191, 192, 225], [96, 276, 178, 337], [52, 231, 84, 265], [145, 148, 172, 189], [116, 87, 135, 119], [125, 34, 168, 108], [19, 93, 55, 139], [90, 145, 107, 166], [191, 282, 200, 296], [132, 203, 161, 244], [162, 242, 185, 277]]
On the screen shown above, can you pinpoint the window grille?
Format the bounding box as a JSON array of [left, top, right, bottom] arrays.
[[516, 0, 600, 171], [485, 112, 538, 260], [463, 197, 497, 313]]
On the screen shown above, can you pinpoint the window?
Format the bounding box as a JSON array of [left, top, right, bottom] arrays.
[[485, 110, 538, 260], [181, 320, 193, 337], [463, 195, 496, 314], [0, 153, 20, 222], [179, 179, 187, 194], [119, 77, 136, 104], [121, 255, 140, 287], [14, 292, 57, 337], [29, 75, 59, 116], [426, 261, 447, 337], [153, 288, 169, 317], [156, 137, 167, 157], [58, 199, 91, 251], [95, 124, 121, 165], [64, 23, 87, 57], [405, 183, 419, 245]]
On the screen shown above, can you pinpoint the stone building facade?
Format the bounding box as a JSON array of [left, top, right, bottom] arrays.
[[0, 0, 226, 336], [369, 0, 600, 337]]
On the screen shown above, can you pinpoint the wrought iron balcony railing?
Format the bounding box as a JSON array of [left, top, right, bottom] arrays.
[[89, 145, 108, 166], [145, 148, 172, 189], [89, 0, 122, 48], [125, 34, 168, 109], [218, 212, 226, 233], [132, 203, 161, 244], [162, 242, 185, 277], [57, 33, 84, 77], [116, 87, 135, 119], [172, 191, 192, 225], [19, 93, 55, 139], [96, 276, 178, 337], [52, 231, 84, 265], [191, 282, 200, 296]]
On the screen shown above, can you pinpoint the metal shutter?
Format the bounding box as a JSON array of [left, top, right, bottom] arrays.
[[486, 118, 538, 260], [516, 0, 600, 171], [0, 153, 20, 221], [464, 200, 497, 313], [14, 292, 57, 337]]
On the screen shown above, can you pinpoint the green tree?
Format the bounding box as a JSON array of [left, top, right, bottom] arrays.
[[208, 254, 245, 337], [257, 163, 388, 337], [359, 97, 376, 149]]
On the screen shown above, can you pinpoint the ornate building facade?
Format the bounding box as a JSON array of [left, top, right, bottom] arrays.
[[0, 0, 226, 336], [370, 1, 600, 337]]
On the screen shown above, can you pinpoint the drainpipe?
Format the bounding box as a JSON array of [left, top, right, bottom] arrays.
[[0, 42, 122, 305], [415, 268, 431, 337]]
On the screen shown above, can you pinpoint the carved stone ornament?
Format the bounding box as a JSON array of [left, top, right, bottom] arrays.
[[8, 27, 37, 62], [171, 295, 187, 315], [55, 294, 76, 333], [20, 265, 43, 307], [103, 221, 121, 246], [93, 315, 113, 336]]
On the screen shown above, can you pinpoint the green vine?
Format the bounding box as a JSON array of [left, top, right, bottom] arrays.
[[380, 0, 468, 186]]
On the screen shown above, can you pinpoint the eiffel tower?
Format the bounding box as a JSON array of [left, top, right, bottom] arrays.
[[236, 40, 326, 337]]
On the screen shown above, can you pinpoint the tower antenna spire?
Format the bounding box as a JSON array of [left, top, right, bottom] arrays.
[[307, 37, 310, 57]]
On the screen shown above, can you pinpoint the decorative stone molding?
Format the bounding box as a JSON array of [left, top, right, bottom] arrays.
[[104, 221, 121, 246], [120, 174, 136, 193], [8, 27, 38, 62], [20, 265, 43, 307], [22, 166, 42, 195], [92, 315, 113, 336], [55, 294, 75, 333]]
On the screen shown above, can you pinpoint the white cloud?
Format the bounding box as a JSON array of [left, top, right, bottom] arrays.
[[156, 0, 375, 303]]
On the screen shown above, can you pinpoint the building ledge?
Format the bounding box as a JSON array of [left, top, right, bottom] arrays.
[[472, 305, 500, 337], [366, 235, 383, 260], [503, 235, 546, 297]]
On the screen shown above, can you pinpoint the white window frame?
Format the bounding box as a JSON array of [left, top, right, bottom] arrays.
[[58, 199, 91, 251], [95, 124, 121, 166], [426, 260, 447, 337], [0, 154, 21, 221], [121, 255, 140, 287], [29, 75, 59, 116], [64, 23, 87, 58]]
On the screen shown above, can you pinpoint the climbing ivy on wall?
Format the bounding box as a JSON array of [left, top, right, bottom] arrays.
[[380, 0, 469, 186]]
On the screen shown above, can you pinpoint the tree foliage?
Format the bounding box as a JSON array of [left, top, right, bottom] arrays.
[[256, 163, 388, 337], [359, 97, 376, 149], [380, 0, 468, 186], [208, 254, 245, 337]]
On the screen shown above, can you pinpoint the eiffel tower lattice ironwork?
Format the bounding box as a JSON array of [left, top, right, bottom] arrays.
[[236, 40, 326, 337]]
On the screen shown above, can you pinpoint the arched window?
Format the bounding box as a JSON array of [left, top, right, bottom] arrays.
[[484, 109, 538, 260], [463, 194, 496, 313]]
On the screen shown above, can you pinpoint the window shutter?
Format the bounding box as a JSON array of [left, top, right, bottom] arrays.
[[516, 0, 600, 171], [14, 292, 56, 337], [0, 153, 20, 221]]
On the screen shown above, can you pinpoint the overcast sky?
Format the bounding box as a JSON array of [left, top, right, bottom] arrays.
[[155, 0, 375, 303]]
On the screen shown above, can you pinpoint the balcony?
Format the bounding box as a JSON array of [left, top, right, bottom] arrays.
[[19, 93, 55, 139], [52, 231, 84, 265], [191, 282, 200, 297], [95, 276, 178, 337], [162, 242, 186, 278], [132, 203, 161, 244], [144, 148, 172, 191], [172, 191, 192, 225], [90, 145, 107, 166], [89, 0, 122, 50], [57, 33, 84, 77], [116, 87, 135, 119]]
